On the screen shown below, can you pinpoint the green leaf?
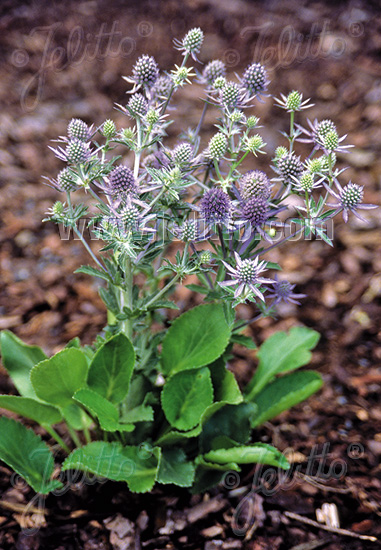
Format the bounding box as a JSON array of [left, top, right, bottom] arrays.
[[245, 327, 320, 399], [99, 286, 119, 315], [87, 333, 135, 404], [75, 265, 111, 282], [204, 443, 289, 470], [199, 402, 256, 453], [208, 360, 243, 405], [160, 304, 231, 375], [161, 367, 213, 431], [120, 403, 153, 424], [30, 349, 88, 407], [0, 396, 62, 426], [251, 371, 323, 428], [191, 456, 240, 493], [62, 442, 161, 493], [60, 401, 92, 430], [0, 331, 47, 398], [185, 284, 209, 295], [74, 388, 134, 432], [157, 448, 195, 487], [0, 417, 63, 494], [155, 425, 202, 446], [230, 334, 257, 349]]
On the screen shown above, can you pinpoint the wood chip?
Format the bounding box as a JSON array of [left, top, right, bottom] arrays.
[[187, 496, 227, 524]]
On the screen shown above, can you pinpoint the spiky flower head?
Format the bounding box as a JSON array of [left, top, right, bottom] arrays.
[[151, 75, 173, 103], [323, 130, 339, 152], [320, 153, 336, 171], [240, 170, 271, 200], [277, 152, 303, 185], [172, 142, 193, 166], [145, 109, 160, 126], [102, 119, 116, 139], [200, 187, 232, 225], [208, 132, 228, 160], [212, 76, 227, 90], [109, 166, 136, 196], [243, 134, 265, 155], [267, 276, 306, 306], [202, 59, 226, 86], [274, 146, 288, 160], [340, 183, 363, 209], [230, 109, 245, 124], [128, 93, 149, 118], [65, 139, 89, 164], [57, 168, 79, 192], [175, 27, 204, 60], [199, 250, 212, 264], [325, 180, 377, 223], [52, 201, 64, 215], [297, 171, 315, 192], [120, 203, 140, 231], [242, 63, 268, 96], [220, 81, 242, 109], [67, 118, 90, 141], [219, 252, 274, 301], [305, 157, 323, 174], [132, 55, 159, 89], [240, 196, 269, 228], [178, 219, 198, 242], [313, 119, 336, 143], [246, 116, 260, 129], [274, 91, 313, 112]]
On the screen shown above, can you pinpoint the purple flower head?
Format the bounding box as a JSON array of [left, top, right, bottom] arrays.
[[219, 252, 274, 301], [219, 81, 246, 110], [127, 93, 149, 118], [150, 75, 173, 104], [108, 166, 137, 196], [201, 59, 226, 86], [267, 275, 306, 306], [45, 167, 80, 193], [49, 139, 92, 164], [326, 180, 377, 223], [123, 55, 159, 93], [240, 63, 269, 100], [297, 118, 353, 154], [172, 142, 193, 166], [276, 152, 303, 187], [239, 170, 272, 200], [200, 187, 232, 226], [174, 27, 204, 61], [241, 197, 269, 228]]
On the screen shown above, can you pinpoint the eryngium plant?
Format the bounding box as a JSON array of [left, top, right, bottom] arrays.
[[0, 28, 376, 495]]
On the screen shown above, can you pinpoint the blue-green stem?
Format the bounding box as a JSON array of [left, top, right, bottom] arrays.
[[67, 424, 82, 448], [144, 273, 180, 310], [66, 192, 109, 274], [121, 256, 133, 340], [289, 110, 295, 152], [44, 425, 70, 453]]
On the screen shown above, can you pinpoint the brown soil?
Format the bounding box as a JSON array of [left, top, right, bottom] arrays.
[[0, 1, 380, 549]]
